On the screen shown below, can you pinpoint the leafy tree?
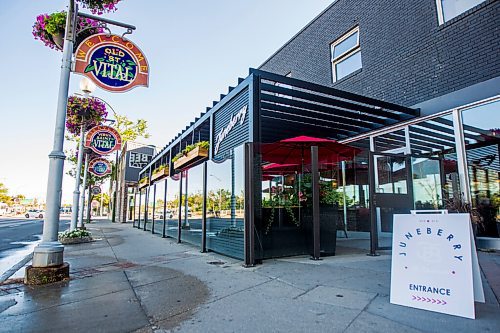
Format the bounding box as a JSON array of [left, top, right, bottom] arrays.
[[0, 183, 12, 204]]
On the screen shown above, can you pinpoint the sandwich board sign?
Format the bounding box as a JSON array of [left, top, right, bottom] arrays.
[[390, 212, 484, 319]]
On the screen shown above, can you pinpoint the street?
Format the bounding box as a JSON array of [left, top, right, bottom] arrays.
[[0, 216, 69, 277]]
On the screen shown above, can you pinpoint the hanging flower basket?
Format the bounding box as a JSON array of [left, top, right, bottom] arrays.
[[66, 96, 108, 136], [173, 142, 209, 170], [138, 177, 149, 190], [32, 11, 103, 51], [151, 165, 170, 182], [76, 0, 122, 15]]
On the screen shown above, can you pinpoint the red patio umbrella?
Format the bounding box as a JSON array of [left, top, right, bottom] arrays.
[[261, 135, 359, 165]]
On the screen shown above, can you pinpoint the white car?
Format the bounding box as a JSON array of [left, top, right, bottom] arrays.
[[25, 210, 45, 219]]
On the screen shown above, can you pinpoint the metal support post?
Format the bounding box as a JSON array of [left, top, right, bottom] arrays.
[[452, 109, 472, 203], [151, 184, 156, 234], [86, 183, 92, 224], [111, 151, 119, 222], [70, 122, 85, 231], [32, 0, 75, 268], [137, 189, 142, 229], [77, 153, 89, 229], [201, 162, 207, 252], [244, 143, 255, 267], [177, 172, 183, 243], [311, 146, 321, 260]]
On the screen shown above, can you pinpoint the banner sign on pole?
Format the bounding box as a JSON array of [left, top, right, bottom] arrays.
[[88, 158, 112, 177], [390, 213, 484, 319], [74, 33, 149, 93], [84, 125, 122, 155]]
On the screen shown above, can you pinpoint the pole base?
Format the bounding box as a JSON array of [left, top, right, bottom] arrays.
[[366, 252, 380, 257], [25, 262, 70, 285], [32, 242, 64, 267]]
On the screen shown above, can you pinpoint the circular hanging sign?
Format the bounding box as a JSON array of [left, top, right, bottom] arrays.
[[88, 158, 112, 177], [84, 125, 122, 155], [74, 33, 149, 93], [91, 186, 101, 195]]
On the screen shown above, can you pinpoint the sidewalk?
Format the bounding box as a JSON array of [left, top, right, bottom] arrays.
[[0, 220, 499, 333]]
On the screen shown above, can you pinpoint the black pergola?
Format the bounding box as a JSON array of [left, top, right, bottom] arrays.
[[137, 69, 420, 265], [141, 69, 419, 175]]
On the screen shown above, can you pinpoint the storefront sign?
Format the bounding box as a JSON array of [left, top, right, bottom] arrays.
[[214, 105, 247, 154], [128, 152, 152, 169], [390, 213, 484, 319], [74, 33, 149, 93], [91, 186, 101, 195], [85, 125, 122, 155], [88, 158, 112, 177]]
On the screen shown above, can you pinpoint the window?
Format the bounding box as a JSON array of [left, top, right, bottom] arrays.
[[331, 26, 362, 82], [436, 0, 486, 24]]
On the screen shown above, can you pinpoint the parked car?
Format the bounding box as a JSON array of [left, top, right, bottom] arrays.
[[154, 210, 174, 219], [25, 209, 45, 219]]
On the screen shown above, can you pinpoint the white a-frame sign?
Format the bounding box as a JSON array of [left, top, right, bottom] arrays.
[[390, 212, 484, 319]]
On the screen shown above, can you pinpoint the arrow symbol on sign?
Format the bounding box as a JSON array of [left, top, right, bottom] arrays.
[[442, 300, 447, 305], [432, 299, 436, 304], [412, 295, 416, 300]]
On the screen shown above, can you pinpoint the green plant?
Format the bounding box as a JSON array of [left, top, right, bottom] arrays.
[[58, 229, 92, 239], [32, 12, 102, 51], [153, 164, 167, 174], [172, 141, 209, 163]]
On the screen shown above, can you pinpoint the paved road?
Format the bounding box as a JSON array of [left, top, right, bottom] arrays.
[[0, 216, 69, 259]]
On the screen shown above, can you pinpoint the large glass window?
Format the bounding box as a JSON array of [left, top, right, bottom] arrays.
[[436, 0, 486, 24], [181, 166, 204, 247], [153, 180, 166, 235], [462, 100, 500, 237], [206, 145, 245, 259], [331, 26, 362, 82], [166, 175, 180, 239]]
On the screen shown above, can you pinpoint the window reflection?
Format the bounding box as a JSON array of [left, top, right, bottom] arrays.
[[206, 145, 245, 259], [462, 100, 500, 237]]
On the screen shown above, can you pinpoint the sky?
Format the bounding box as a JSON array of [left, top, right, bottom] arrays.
[[0, 0, 333, 204]]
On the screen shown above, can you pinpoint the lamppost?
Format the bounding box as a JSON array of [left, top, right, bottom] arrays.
[[70, 77, 96, 231], [30, 0, 76, 272]]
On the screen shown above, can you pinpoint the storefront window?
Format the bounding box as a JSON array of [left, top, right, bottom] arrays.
[[181, 166, 204, 247], [166, 175, 180, 239], [462, 100, 500, 237], [206, 145, 245, 259], [144, 185, 154, 231], [153, 180, 166, 235]]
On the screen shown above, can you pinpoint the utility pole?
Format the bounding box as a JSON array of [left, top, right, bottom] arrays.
[[30, 0, 75, 271], [77, 153, 89, 229]]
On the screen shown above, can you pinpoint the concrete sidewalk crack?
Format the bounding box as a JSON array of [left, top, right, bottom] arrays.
[[341, 293, 379, 333], [204, 278, 276, 305]]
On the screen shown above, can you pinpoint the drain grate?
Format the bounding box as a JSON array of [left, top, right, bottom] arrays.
[[207, 261, 226, 266]]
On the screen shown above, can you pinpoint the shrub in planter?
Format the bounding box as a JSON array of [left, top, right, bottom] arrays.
[[66, 96, 108, 135], [32, 11, 103, 51], [58, 229, 93, 244], [77, 0, 122, 15]]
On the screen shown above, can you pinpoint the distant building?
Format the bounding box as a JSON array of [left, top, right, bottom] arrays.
[[115, 142, 156, 223]]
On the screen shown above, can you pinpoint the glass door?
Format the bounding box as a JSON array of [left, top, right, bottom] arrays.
[[369, 152, 413, 250]]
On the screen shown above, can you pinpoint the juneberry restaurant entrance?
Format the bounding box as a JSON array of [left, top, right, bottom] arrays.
[[133, 69, 497, 265]]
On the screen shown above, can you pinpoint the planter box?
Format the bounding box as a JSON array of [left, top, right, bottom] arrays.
[[59, 236, 93, 245], [151, 166, 169, 182], [138, 178, 149, 190], [173, 146, 209, 170]]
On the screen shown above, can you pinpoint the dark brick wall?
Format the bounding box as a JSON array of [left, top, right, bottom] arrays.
[[259, 0, 499, 107]]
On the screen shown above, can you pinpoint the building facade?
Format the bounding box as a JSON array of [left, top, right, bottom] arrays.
[[135, 0, 500, 264]]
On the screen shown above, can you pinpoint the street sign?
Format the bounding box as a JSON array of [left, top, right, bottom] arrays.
[[84, 125, 122, 155], [390, 213, 484, 319], [91, 186, 101, 195], [74, 33, 149, 93], [88, 158, 112, 177]]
